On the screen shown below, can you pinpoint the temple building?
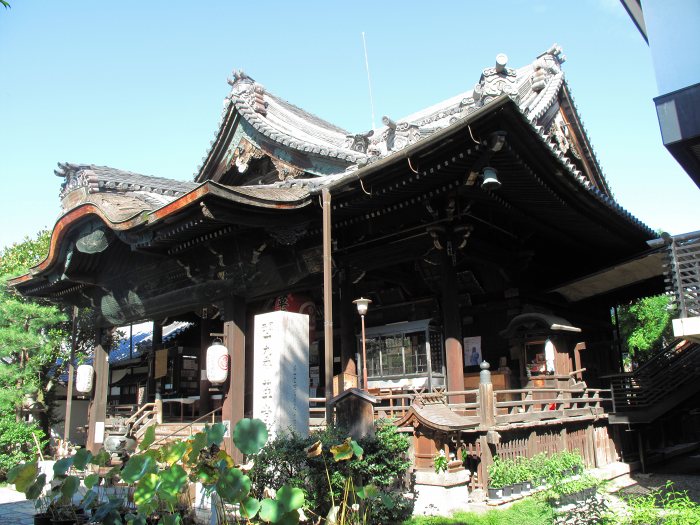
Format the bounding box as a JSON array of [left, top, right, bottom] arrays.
[[12, 45, 667, 487]]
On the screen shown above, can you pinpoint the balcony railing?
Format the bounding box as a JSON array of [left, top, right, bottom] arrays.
[[666, 230, 700, 318]]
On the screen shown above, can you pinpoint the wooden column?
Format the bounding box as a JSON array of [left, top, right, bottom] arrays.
[[86, 328, 109, 454], [478, 380, 496, 428], [637, 429, 647, 473], [322, 189, 334, 422], [573, 342, 585, 381], [153, 321, 163, 423], [585, 424, 596, 468], [63, 306, 78, 445], [339, 270, 357, 384], [479, 434, 494, 489], [199, 313, 212, 416], [222, 296, 246, 463], [439, 247, 464, 402]]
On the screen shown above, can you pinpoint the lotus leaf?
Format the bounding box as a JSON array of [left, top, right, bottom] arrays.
[[139, 425, 156, 451], [240, 496, 261, 519], [9, 462, 38, 493], [215, 467, 251, 503], [121, 454, 156, 484], [276, 485, 304, 512], [232, 418, 268, 455], [72, 448, 93, 470]]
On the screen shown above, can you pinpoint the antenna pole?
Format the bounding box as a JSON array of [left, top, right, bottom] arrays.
[[361, 32, 376, 131]]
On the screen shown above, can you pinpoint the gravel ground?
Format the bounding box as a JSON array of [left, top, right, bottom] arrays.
[[619, 452, 700, 502]]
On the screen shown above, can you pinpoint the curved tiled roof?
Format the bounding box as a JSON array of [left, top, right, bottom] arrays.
[[56, 163, 199, 215], [197, 45, 613, 198], [225, 72, 366, 162]]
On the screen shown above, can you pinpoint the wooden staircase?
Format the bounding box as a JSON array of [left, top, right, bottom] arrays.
[[107, 403, 216, 450], [150, 422, 208, 443], [607, 339, 700, 424]]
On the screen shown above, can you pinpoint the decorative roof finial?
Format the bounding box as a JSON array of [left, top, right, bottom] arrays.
[[495, 53, 508, 73]]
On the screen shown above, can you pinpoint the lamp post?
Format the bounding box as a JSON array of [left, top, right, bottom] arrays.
[[353, 297, 372, 391]]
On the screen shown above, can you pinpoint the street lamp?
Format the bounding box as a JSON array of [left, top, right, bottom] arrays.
[[353, 297, 372, 390]]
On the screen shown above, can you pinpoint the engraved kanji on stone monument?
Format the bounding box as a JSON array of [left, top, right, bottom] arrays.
[[253, 311, 309, 438]]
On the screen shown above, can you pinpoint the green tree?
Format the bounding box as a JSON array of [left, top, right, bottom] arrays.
[[615, 294, 675, 362], [0, 231, 67, 416]]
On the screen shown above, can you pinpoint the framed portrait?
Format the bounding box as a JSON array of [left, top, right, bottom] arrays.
[[463, 336, 482, 369]]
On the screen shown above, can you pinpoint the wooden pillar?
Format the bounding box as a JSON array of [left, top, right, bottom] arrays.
[[585, 424, 597, 468], [86, 328, 109, 454], [63, 306, 78, 445], [439, 247, 464, 402], [573, 342, 585, 381], [478, 381, 496, 428], [479, 434, 494, 489], [637, 429, 647, 473], [153, 321, 163, 424], [339, 270, 357, 383], [199, 312, 212, 416], [222, 296, 246, 463], [322, 189, 334, 422]]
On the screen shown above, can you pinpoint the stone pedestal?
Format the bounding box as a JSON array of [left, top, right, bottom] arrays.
[[253, 311, 309, 438], [413, 469, 471, 516]]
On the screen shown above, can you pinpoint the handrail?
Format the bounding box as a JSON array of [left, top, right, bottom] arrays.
[[608, 339, 700, 412], [123, 403, 156, 428], [149, 406, 222, 448]]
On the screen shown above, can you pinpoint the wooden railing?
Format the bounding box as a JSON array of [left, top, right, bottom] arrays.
[[666, 231, 700, 318], [606, 339, 700, 413], [122, 402, 158, 439], [150, 406, 222, 448], [492, 387, 609, 426], [310, 381, 609, 431]]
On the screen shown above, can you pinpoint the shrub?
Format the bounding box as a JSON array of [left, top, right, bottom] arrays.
[[622, 481, 700, 525], [0, 418, 46, 479], [248, 421, 413, 525]]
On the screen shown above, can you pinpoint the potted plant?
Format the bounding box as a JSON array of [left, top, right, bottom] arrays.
[[33, 495, 52, 525], [560, 450, 584, 478], [487, 457, 508, 501], [516, 457, 532, 494], [509, 460, 522, 497], [529, 453, 548, 489]]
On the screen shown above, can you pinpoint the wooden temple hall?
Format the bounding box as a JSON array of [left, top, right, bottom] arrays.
[[12, 46, 665, 486]]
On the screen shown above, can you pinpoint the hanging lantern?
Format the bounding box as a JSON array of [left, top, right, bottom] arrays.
[[76, 364, 94, 393], [274, 293, 317, 341], [206, 340, 229, 384]]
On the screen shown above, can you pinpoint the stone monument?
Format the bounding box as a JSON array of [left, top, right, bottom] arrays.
[[253, 311, 309, 438]]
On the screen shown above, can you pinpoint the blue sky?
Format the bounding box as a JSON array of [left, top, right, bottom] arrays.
[[0, 0, 697, 250]]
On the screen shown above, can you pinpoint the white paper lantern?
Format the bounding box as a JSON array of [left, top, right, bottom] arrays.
[[76, 364, 94, 393], [206, 342, 229, 384]]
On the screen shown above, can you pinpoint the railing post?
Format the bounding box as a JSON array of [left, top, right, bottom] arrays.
[[478, 361, 495, 429], [155, 394, 163, 425]]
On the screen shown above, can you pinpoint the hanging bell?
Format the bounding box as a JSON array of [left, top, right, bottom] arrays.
[[481, 166, 501, 191]]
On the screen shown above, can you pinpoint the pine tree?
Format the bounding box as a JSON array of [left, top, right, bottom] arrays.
[[0, 231, 68, 416]]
